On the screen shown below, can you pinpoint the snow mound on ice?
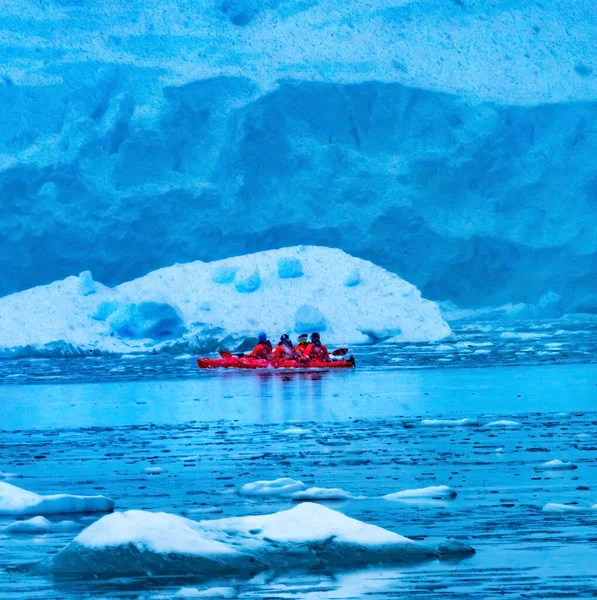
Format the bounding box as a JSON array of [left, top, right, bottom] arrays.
[[50, 503, 474, 575], [2, 516, 79, 534], [0, 247, 449, 357], [240, 478, 306, 497], [0, 482, 115, 516], [384, 486, 457, 501], [292, 487, 357, 501], [536, 459, 578, 471], [421, 418, 479, 427]]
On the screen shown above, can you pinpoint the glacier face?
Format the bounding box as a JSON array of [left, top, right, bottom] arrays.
[[0, 0, 596, 312]]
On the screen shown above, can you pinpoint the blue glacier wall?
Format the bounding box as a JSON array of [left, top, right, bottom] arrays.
[[1, 0, 596, 311]]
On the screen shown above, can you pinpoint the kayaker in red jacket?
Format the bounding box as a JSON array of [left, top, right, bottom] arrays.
[[304, 332, 330, 361], [294, 333, 309, 358], [273, 334, 295, 360], [250, 332, 273, 359]]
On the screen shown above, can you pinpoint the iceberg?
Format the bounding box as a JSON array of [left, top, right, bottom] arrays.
[[50, 503, 474, 576], [239, 478, 306, 497], [0, 246, 450, 357], [0, 482, 115, 516]]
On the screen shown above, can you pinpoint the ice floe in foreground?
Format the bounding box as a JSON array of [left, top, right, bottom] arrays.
[[2, 516, 79, 534], [0, 246, 450, 357], [0, 482, 115, 516], [536, 460, 578, 471], [484, 420, 522, 428], [240, 478, 306, 497], [383, 486, 457, 501], [49, 503, 474, 576]]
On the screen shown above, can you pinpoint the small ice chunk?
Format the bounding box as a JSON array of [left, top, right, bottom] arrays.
[[2, 515, 79, 534], [384, 485, 457, 500], [174, 588, 237, 598], [280, 427, 311, 435], [0, 482, 115, 516], [536, 460, 578, 471], [485, 420, 521, 428], [144, 467, 163, 474], [292, 487, 357, 501], [543, 503, 586, 512], [344, 268, 361, 287], [240, 478, 306, 497], [421, 418, 479, 427]]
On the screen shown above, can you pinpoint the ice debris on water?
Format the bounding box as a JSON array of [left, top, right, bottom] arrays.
[[49, 503, 474, 576], [239, 478, 306, 497], [292, 487, 358, 501], [420, 418, 479, 427], [536, 459, 578, 471], [384, 485, 457, 501], [2, 516, 79, 534], [174, 588, 238, 598], [0, 482, 115, 516]]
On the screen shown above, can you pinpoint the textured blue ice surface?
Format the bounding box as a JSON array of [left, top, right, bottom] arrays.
[[0, 0, 596, 311]]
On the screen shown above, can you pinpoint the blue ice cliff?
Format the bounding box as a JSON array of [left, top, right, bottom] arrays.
[[0, 0, 595, 313]]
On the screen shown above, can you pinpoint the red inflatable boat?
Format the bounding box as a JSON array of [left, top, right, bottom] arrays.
[[197, 356, 356, 370]]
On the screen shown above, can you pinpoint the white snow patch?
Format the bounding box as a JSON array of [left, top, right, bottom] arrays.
[[0, 482, 115, 516], [50, 503, 473, 575], [384, 486, 457, 501], [2, 516, 79, 534], [292, 487, 358, 501], [421, 418, 479, 427], [144, 467, 164, 474], [240, 478, 306, 497], [536, 460, 578, 471], [0, 247, 450, 357]]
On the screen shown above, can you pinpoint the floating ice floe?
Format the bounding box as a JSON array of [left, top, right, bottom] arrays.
[[536, 460, 578, 471], [2, 516, 79, 534], [384, 486, 457, 501], [0, 247, 450, 357], [0, 482, 115, 516], [280, 427, 312, 436], [484, 420, 521, 428], [542, 503, 595, 513], [292, 487, 358, 501], [49, 503, 474, 576], [174, 588, 237, 598], [420, 418, 479, 427], [239, 478, 306, 497]]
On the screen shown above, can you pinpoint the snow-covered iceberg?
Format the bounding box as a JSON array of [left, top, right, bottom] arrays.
[[0, 482, 115, 516], [2, 516, 79, 534], [383, 486, 457, 501], [0, 246, 450, 357], [50, 503, 473, 576]]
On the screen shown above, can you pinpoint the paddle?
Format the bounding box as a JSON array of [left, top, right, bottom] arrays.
[[332, 348, 348, 356]]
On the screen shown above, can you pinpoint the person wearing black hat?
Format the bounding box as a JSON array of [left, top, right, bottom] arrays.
[[273, 333, 295, 360], [304, 332, 330, 361]]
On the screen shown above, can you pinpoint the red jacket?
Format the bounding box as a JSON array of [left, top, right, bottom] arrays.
[[273, 344, 295, 360], [250, 342, 272, 359], [295, 343, 309, 358], [304, 343, 330, 361]]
